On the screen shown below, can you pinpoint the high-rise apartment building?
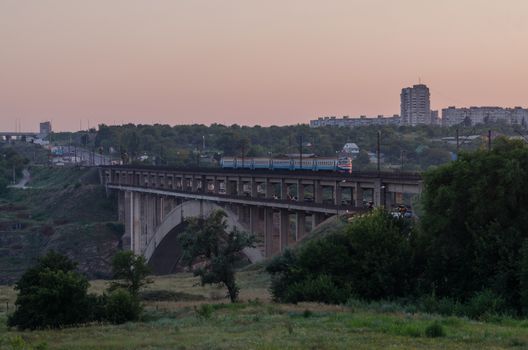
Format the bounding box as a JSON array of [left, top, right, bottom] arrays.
[[39, 121, 52, 137], [400, 84, 431, 126]]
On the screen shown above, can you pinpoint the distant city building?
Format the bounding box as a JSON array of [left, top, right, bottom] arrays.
[[39, 121, 52, 137], [341, 143, 360, 156], [310, 115, 401, 128], [442, 106, 528, 127], [400, 84, 431, 126], [431, 110, 440, 125]]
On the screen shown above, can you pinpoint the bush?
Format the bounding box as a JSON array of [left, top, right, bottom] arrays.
[[194, 304, 214, 319], [267, 210, 416, 304], [104, 288, 142, 324], [284, 274, 351, 304], [425, 321, 445, 338], [7, 252, 94, 330], [464, 290, 508, 320]]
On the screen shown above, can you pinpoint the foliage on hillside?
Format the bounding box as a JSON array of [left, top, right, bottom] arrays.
[[269, 137, 528, 317], [0, 165, 119, 284]]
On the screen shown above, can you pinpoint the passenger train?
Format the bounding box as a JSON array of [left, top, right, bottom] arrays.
[[221, 156, 353, 173]]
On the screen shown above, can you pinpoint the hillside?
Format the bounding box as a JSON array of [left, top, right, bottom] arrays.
[[0, 166, 120, 284]]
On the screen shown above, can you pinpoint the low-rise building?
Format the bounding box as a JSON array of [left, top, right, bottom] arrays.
[[310, 115, 401, 128], [442, 106, 528, 127]]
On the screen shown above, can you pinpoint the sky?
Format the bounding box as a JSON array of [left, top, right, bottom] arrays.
[[1, 0, 528, 131]]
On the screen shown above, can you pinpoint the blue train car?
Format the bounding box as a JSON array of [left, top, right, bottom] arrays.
[[220, 156, 352, 173]]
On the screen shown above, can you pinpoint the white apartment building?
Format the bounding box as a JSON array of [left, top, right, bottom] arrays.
[[310, 115, 401, 128], [442, 106, 528, 127], [400, 84, 432, 126]]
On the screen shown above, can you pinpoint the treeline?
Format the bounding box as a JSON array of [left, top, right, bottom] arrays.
[[268, 138, 528, 319], [51, 121, 522, 171]]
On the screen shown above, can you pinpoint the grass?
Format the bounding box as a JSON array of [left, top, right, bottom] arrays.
[[1, 271, 528, 350]]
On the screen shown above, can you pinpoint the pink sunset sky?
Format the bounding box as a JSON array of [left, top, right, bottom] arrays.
[[1, 0, 528, 131]]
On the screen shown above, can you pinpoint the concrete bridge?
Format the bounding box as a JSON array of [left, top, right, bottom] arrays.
[[100, 165, 422, 270]]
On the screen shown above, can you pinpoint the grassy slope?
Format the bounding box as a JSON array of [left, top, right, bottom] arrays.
[[1, 271, 527, 349], [0, 166, 119, 283]]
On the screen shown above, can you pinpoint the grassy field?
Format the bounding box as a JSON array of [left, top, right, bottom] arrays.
[[1, 270, 528, 350]]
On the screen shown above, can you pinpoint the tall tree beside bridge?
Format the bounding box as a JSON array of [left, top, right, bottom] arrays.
[[178, 210, 255, 302]]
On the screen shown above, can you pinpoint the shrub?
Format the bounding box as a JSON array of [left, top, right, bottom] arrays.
[[194, 304, 214, 319], [8, 252, 93, 330], [464, 290, 508, 320], [425, 321, 445, 338], [519, 240, 528, 315], [104, 288, 142, 324], [283, 275, 351, 304], [267, 210, 416, 304]]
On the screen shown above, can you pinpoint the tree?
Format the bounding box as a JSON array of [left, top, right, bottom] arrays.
[[8, 251, 93, 330], [420, 138, 528, 312], [179, 210, 254, 302], [267, 210, 417, 303], [110, 251, 152, 296]]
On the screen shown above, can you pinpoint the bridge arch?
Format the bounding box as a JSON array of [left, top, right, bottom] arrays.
[[143, 200, 263, 273]]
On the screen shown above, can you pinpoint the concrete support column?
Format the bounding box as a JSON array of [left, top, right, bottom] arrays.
[[250, 178, 258, 198], [297, 182, 305, 202], [117, 191, 125, 223], [314, 181, 323, 204], [334, 182, 342, 206], [280, 180, 288, 200], [132, 192, 141, 255], [264, 208, 274, 257], [213, 177, 220, 194], [280, 209, 289, 251], [296, 212, 305, 241], [237, 178, 244, 196], [123, 191, 132, 250], [354, 183, 364, 207], [250, 206, 259, 235], [265, 180, 274, 198], [373, 180, 382, 207]]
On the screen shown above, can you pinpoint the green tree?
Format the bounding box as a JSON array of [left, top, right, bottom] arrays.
[[420, 138, 528, 311], [8, 251, 93, 330], [179, 210, 254, 302], [110, 251, 152, 296], [267, 209, 416, 303]]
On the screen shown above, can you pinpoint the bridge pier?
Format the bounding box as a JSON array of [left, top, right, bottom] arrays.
[[296, 212, 306, 240]]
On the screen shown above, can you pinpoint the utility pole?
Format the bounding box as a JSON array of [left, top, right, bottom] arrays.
[[400, 150, 404, 171], [488, 129, 492, 151], [299, 135, 303, 170], [241, 143, 245, 168], [456, 128, 460, 154], [377, 131, 381, 174]]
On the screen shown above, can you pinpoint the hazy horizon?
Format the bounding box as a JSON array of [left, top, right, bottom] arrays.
[[1, 0, 528, 131]]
